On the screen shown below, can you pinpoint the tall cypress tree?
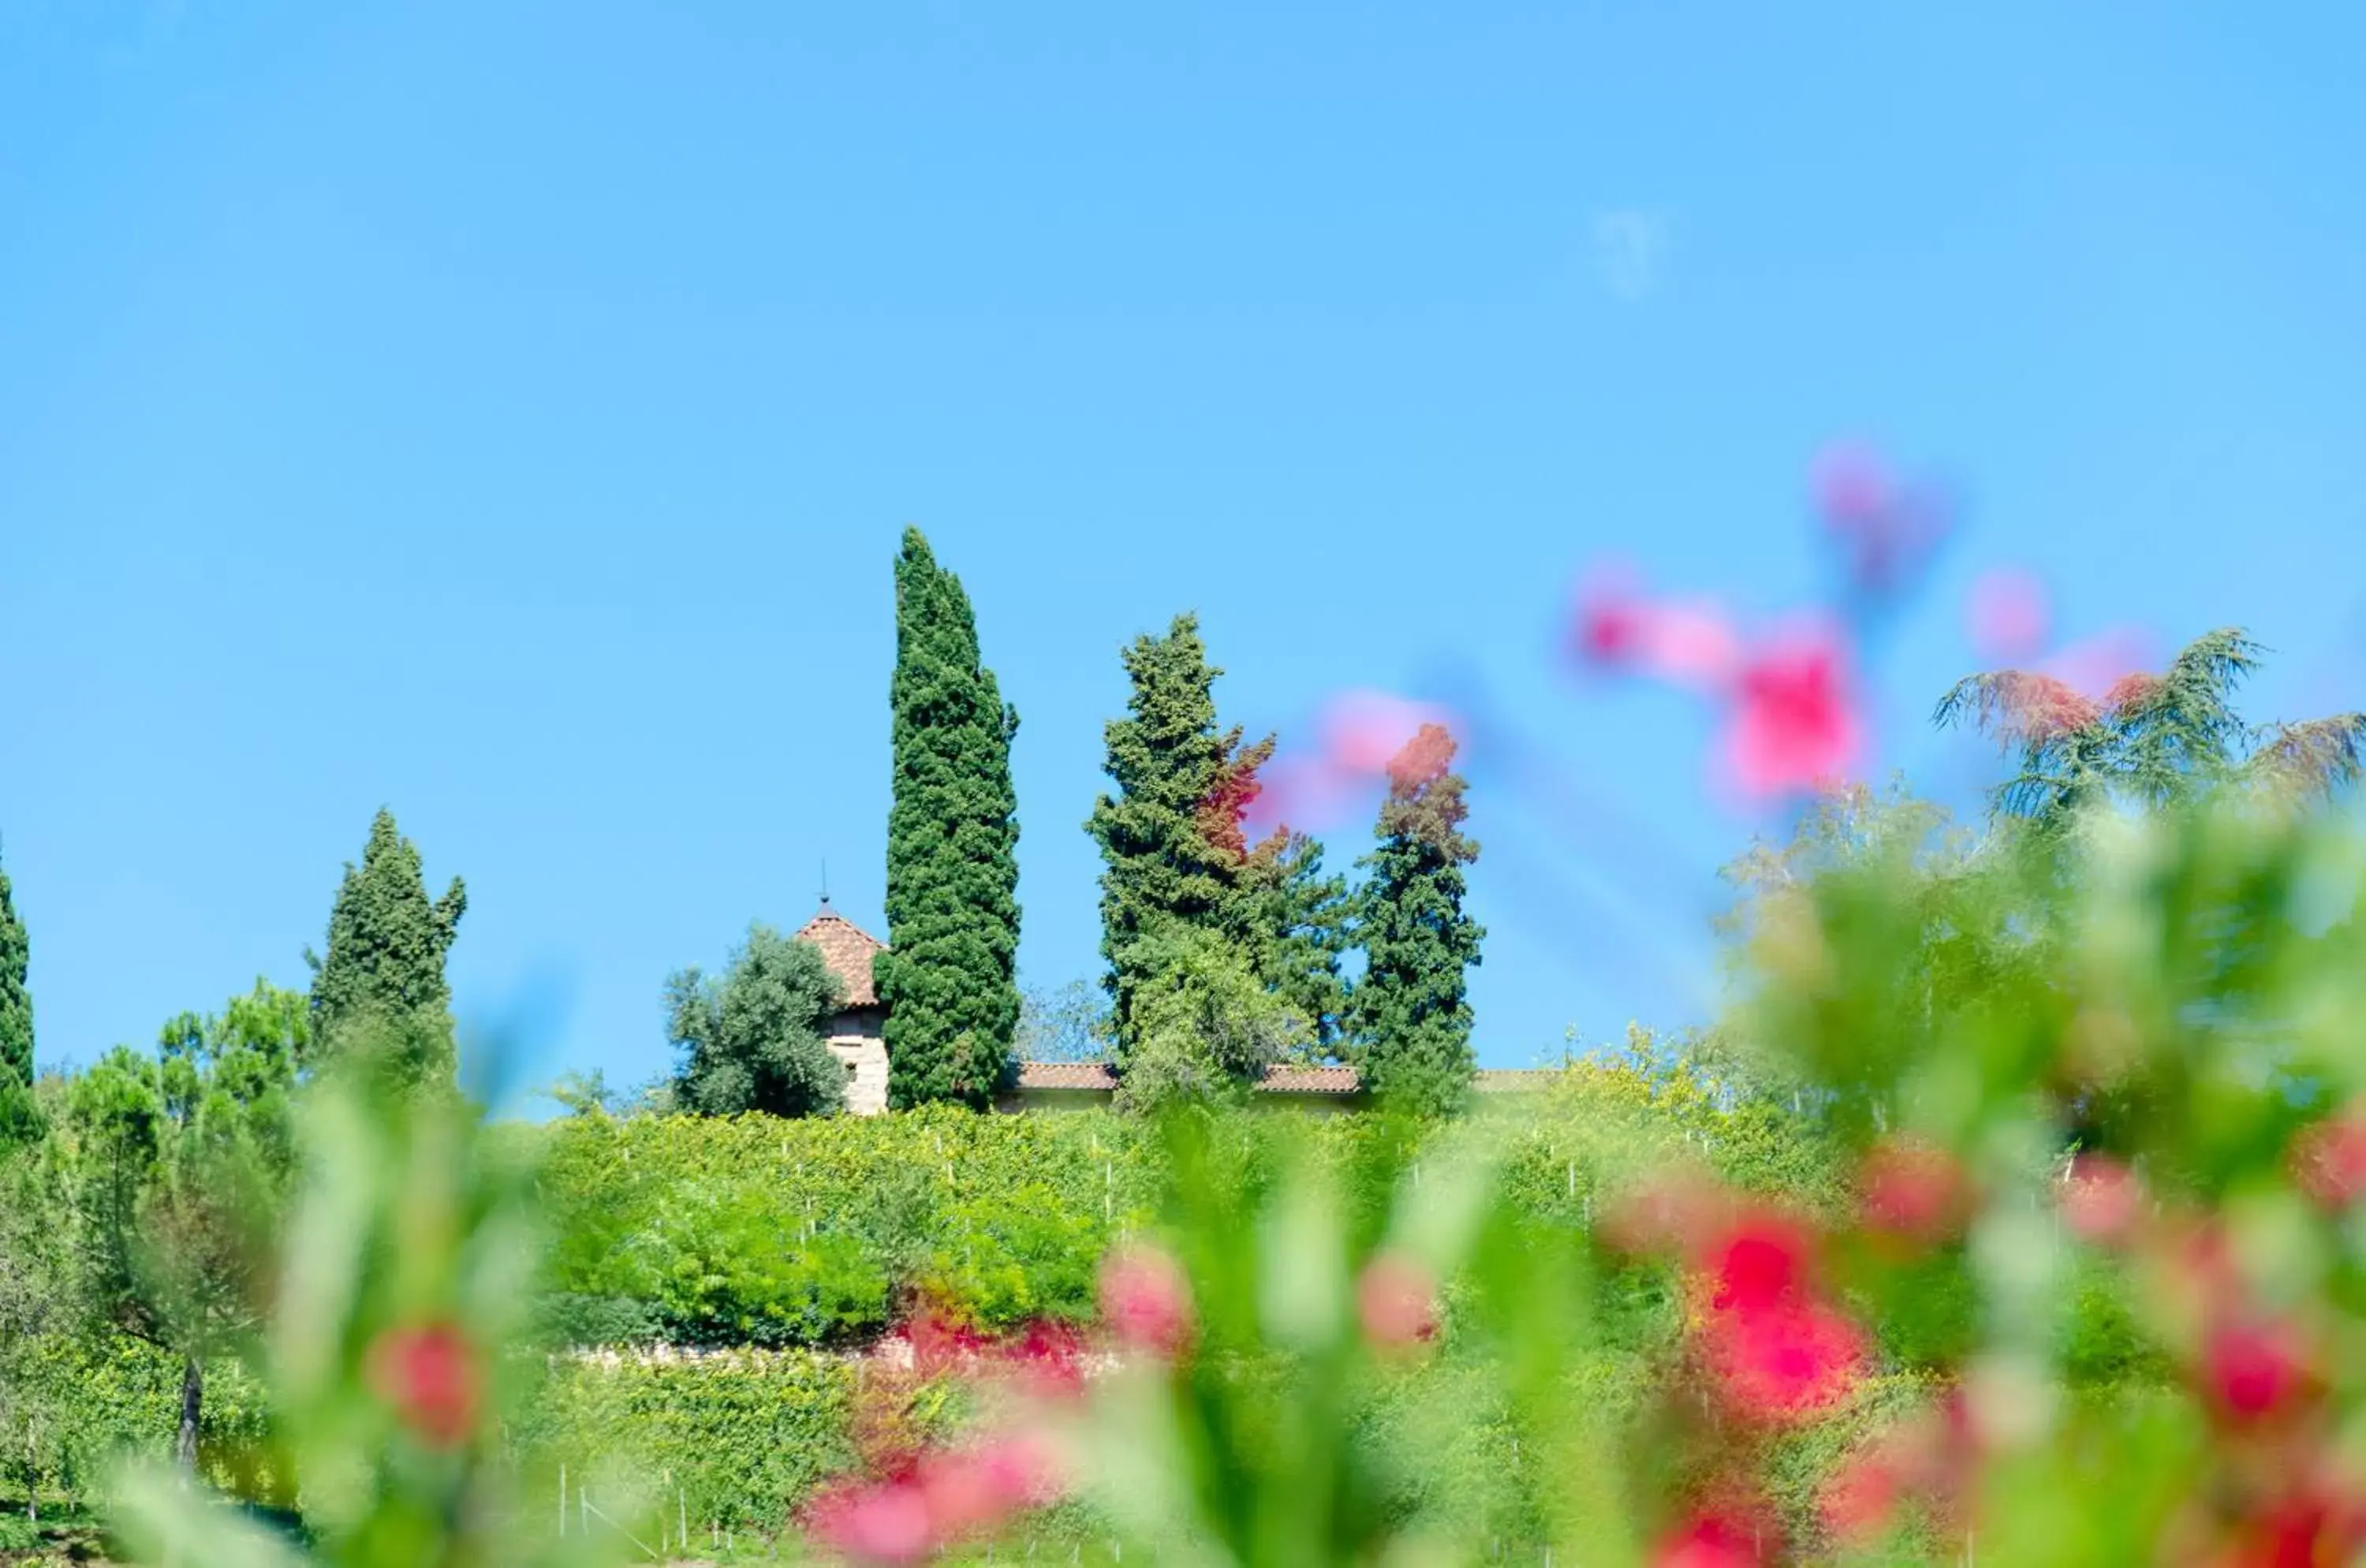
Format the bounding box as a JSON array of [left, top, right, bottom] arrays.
[[306, 808, 467, 1085], [0, 846, 35, 1144], [1252, 832, 1353, 1057], [1086, 614, 1278, 1058], [1349, 724, 1484, 1114], [876, 528, 1022, 1109]]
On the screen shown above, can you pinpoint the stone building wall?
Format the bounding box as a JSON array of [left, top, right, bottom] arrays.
[[826, 1006, 891, 1115]]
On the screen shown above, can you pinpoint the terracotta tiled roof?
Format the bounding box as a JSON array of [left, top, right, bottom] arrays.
[[793, 901, 886, 1009], [1254, 1065, 1363, 1096], [1006, 1062, 1366, 1096], [1010, 1062, 1121, 1092], [1003, 1063, 1562, 1097]]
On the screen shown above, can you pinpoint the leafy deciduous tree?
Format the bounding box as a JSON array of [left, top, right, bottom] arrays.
[[53, 984, 304, 1472], [1112, 928, 1307, 1115], [876, 529, 1024, 1109], [666, 924, 848, 1119]]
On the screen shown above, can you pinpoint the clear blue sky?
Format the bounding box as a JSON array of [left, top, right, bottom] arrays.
[[6, 3, 2363, 1101]]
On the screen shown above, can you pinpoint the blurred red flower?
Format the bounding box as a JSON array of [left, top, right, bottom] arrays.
[[1575, 577, 1650, 665], [1706, 1212, 1814, 1314], [2204, 1319, 2308, 1424], [2060, 1154, 2144, 1245], [1719, 625, 1865, 799], [365, 1320, 478, 1450], [805, 1477, 935, 1566], [1002, 1319, 1088, 1400], [916, 1435, 1062, 1539], [905, 1308, 992, 1379], [1567, 568, 1741, 692], [1655, 1504, 1771, 1567], [1703, 1297, 1866, 1420], [2290, 1109, 2366, 1209], [1857, 1140, 1969, 1246], [808, 1435, 1060, 1563], [1357, 1253, 1440, 1354], [1099, 1244, 1193, 1357], [2217, 1490, 2366, 1568]]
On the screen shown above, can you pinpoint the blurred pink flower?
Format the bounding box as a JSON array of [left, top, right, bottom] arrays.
[[1568, 567, 1741, 691], [916, 1435, 1063, 1539], [2046, 625, 2158, 702], [1707, 1212, 1813, 1315], [1655, 1505, 1771, 1567], [1689, 1209, 1865, 1420], [808, 1435, 1061, 1562], [1644, 600, 1746, 691], [1812, 441, 1954, 595], [1857, 1140, 1969, 1246], [366, 1320, 479, 1450], [1719, 625, 1865, 798], [1321, 690, 1448, 775], [1357, 1253, 1440, 1353], [2291, 1108, 2366, 1210], [2204, 1318, 2308, 1423], [805, 1478, 935, 1566], [1968, 568, 2051, 662], [1571, 566, 1651, 666], [1002, 1320, 1088, 1401], [1098, 1244, 1193, 1357], [905, 1309, 992, 1378], [1241, 753, 1352, 837], [2060, 1154, 2144, 1245], [1812, 442, 1896, 526], [1703, 1297, 1867, 1421]]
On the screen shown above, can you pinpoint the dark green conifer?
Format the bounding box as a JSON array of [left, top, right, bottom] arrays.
[[1349, 725, 1483, 1114], [1252, 832, 1353, 1056], [0, 848, 35, 1144], [875, 529, 1022, 1108], [1085, 614, 1278, 1058], [306, 808, 467, 1085]]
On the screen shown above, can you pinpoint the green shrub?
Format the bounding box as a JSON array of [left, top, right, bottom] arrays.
[[509, 1350, 874, 1536], [529, 1069, 1845, 1351]]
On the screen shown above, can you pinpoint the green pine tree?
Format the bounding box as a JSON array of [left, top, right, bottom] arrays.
[[1252, 831, 1353, 1058], [1349, 724, 1483, 1114], [875, 529, 1023, 1109], [0, 846, 35, 1144], [1085, 614, 1280, 1062], [305, 808, 467, 1086], [1935, 626, 2366, 828]]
